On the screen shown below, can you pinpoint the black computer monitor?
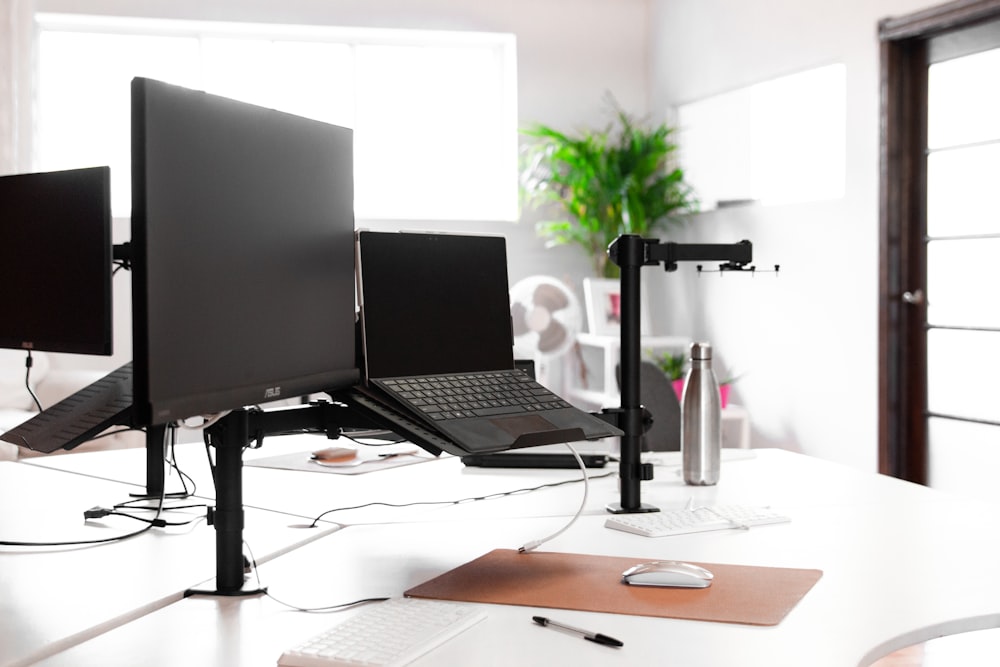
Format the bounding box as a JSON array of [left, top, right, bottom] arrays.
[[130, 78, 358, 426], [0, 166, 112, 355]]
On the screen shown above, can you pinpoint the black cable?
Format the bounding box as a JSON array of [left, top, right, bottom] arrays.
[[242, 539, 389, 612], [114, 498, 207, 512], [0, 524, 156, 548], [79, 425, 195, 500], [99, 509, 204, 528], [267, 593, 391, 613], [23, 351, 43, 413], [64, 428, 204, 532], [104, 428, 202, 522], [165, 425, 196, 497], [58, 423, 196, 501], [0, 446, 172, 548], [202, 429, 216, 484], [307, 470, 616, 527]]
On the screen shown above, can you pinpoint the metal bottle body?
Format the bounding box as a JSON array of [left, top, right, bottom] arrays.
[[681, 342, 721, 486]]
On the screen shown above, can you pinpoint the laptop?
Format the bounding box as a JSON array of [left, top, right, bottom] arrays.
[[353, 230, 622, 455]]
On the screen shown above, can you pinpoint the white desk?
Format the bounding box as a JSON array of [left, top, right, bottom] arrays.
[[10, 440, 684, 528], [25, 436, 621, 524], [16, 449, 1000, 666], [0, 461, 340, 667], [26, 438, 764, 525]]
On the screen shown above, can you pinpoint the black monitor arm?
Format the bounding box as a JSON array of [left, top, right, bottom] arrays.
[[186, 399, 388, 597], [606, 235, 754, 514]]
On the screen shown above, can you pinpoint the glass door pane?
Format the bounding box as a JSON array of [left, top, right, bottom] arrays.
[[927, 238, 1000, 328], [927, 143, 1000, 238], [927, 328, 1000, 422], [925, 40, 1000, 500], [928, 47, 1000, 149], [928, 417, 1000, 503]]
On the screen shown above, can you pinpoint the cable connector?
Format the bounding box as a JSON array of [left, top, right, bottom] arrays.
[[518, 539, 544, 553], [84, 506, 112, 520]]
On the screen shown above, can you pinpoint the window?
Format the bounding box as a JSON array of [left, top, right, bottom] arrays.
[[34, 15, 518, 221], [675, 64, 846, 209]]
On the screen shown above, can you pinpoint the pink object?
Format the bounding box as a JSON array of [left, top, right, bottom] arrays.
[[607, 293, 622, 323], [672, 379, 685, 403], [672, 379, 730, 408]]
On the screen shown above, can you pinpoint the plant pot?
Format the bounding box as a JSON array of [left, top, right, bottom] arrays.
[[672, 379, 731, 409], [719, 383, 731, 409], [671, 379, 685, 403]]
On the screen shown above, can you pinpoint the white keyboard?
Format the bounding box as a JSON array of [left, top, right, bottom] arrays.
[[277, 597, 487, 667], [605, 504, 790, 538]]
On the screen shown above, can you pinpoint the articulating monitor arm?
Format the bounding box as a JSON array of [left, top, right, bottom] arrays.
[[607, 235, 754, 514], [188, 400, 388, 597], [610, 238, 754, 273]]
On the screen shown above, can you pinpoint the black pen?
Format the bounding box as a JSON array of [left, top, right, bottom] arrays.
[[532, 615, 624, 648]]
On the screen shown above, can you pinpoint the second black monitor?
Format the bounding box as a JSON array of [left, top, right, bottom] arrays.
[[0, 166, 112, 356]]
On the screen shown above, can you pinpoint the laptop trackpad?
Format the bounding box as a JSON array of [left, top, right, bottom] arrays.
[[490, 414, 557, 436]]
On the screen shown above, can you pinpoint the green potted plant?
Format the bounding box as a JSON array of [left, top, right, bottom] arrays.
[[519, 98, 699, 278]]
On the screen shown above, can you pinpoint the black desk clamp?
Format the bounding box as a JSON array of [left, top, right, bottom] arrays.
[[602, 234, 774, 514]]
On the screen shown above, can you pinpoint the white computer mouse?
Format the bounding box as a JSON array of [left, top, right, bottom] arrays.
[[621, 560, 714, 588]]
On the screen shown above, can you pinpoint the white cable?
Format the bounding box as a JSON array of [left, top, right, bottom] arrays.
[[518, 442, 589, 553]]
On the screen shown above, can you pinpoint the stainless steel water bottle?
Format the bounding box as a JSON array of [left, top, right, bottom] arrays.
[[681, 342, 721, 485]]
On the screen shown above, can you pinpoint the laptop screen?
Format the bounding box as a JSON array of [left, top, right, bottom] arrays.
[[357, 231, 515, 380]]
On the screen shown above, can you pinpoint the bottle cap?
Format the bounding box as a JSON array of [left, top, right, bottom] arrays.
[[690, 342, 712, 360]]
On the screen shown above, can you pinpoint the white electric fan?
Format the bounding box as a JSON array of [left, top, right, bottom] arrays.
[[509, 275, 583, 390]]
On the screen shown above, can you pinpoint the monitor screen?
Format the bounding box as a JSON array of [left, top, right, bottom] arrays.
[[131, 78, 358, 426], [0, 166, 112, 355], [356, 231, 514, 380]]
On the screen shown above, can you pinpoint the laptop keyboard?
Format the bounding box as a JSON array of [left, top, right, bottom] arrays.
[[378, 370, 572, 422]]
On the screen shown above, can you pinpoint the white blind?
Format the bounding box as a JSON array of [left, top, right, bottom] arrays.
[[34, 15, 518, 221]]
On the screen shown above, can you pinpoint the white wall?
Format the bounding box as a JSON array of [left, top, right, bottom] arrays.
[[647, 0, 939, 471], [3, 0, 649, 374]]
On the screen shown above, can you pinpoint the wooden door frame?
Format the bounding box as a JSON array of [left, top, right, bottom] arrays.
[[879, 0, 1000, 482]]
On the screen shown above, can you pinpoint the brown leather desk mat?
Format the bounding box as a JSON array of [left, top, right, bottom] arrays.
[[405, 549, 822, 626]]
